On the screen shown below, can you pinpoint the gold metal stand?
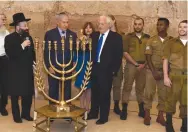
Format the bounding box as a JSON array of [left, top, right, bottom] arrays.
[[33, 32, 92, 132], [33, 105, 87, 132]]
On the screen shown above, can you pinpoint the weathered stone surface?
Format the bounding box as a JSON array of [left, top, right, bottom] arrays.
[[1, 1, 187, 37], [0, 1, 187, 98]]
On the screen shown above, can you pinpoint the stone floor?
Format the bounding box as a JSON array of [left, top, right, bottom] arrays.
[[0, 99, 182, 132]]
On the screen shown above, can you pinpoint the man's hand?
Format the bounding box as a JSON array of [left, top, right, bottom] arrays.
[[137, 64, 145, 70], [49, 67, 55, 74], [164, 75, 172, 87], [21, 40, 31, 48], [152, 70, 162, 80]]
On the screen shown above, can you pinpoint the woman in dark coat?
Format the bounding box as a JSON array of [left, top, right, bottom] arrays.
[[4, 13, 35, 123]]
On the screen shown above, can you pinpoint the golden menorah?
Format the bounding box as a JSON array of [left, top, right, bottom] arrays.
[[33, 33, 92, 132]]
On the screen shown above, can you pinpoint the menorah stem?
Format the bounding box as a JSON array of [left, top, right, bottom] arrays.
[[90, 50, 91, 62], [61, 48, 65, 104], [61, 79, 65, 104]]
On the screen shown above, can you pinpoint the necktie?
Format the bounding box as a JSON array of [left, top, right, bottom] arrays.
[[96, 34, 104, 62], [62, 30, 66, 38]]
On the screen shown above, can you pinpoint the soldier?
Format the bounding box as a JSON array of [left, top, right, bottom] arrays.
[[108, 14, 124, 115], [144, 18, 172, 126], [163, 20, 187, 132], [120, 17, 150, 120]]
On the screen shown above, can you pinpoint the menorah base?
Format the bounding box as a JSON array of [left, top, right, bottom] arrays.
[[50, 104, 72, 112], [33, 105, 87, 132]]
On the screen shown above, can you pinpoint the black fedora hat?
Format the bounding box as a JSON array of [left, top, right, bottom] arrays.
[[9, 12, 31, 26]]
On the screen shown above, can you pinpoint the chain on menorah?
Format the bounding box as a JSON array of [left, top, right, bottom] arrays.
[[33, 35, 93, 112]]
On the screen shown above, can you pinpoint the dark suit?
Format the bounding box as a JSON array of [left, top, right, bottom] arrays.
[[90, 30, 123, 121], [4, 32, 35, 120], [44, 28, 77, 102]]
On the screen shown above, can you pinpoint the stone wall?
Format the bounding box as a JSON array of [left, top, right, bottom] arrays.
[[0, 1, 187, 98], [1, 1, 187, 39]]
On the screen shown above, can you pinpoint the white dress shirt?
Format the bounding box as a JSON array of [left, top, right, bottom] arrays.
[[58, 27, 66, 38], [0, 30, 9, 56], [98, 29, 110, 62]]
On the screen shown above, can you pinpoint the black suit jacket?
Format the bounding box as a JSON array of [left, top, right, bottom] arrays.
[[44, 28, 77, 71], [4, 32, 35, 95], [91, 30, 123, 75]]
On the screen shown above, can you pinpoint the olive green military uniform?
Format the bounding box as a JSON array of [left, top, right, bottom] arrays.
[[112, 64, 123, 101], [144, 35, 172, 111], [112, 33, 125, 101], [122, 32, 150, 103], [163, 37, 187, 118]]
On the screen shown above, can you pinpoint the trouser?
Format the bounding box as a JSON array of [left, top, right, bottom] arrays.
[[11, 95, 33, 119], [144, 69, 167, 111], [48, 75, 71, 104], [0, 55, 8, 109], [112, 65, 123, 101], [165, 69, 187, 118], [90, 63, 113, 121], [122, 62, 146, 103], [0, 94, 8, 110]]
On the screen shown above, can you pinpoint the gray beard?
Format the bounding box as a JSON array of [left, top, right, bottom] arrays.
[[0, 26, 6, 36]]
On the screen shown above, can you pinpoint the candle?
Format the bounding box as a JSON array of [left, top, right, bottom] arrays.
[[48, 41, 51, 50], [54, 41, 57, 51], [76, 38, 80, 50], [69, 35, 73, 50]]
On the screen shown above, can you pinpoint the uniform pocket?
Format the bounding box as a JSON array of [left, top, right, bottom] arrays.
[[170, 53, 181, 61]]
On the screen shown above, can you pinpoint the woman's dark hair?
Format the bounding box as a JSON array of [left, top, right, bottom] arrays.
[[82, 22, 95, 36]]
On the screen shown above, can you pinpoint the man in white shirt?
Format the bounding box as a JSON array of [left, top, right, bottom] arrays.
[[0, 13, 9, 116]]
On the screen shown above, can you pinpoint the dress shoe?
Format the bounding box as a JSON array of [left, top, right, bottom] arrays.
[[96, 119, 108, 125], [86, 113, 98, 120], [21, 116, 33, 121], [0, 108, 8, 116], [13, 118, 23, 123]]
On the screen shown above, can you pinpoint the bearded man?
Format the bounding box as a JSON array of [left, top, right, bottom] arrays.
[[120, 17, 150, 120], [5, 13, 35, 123]]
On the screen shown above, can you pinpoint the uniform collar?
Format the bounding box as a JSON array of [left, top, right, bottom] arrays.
[[132, 32, 146, 39]]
